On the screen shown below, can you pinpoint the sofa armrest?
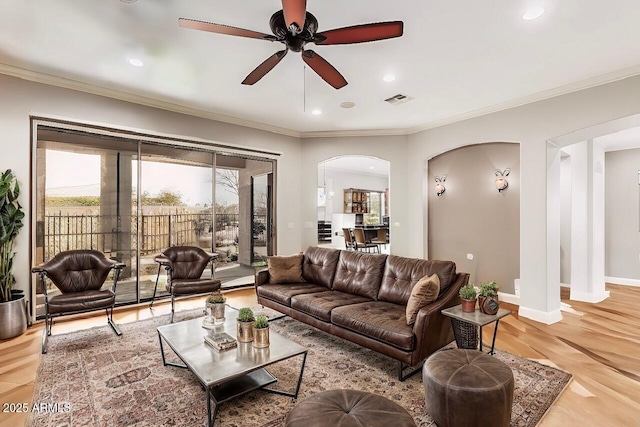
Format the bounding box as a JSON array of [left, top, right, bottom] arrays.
[[255, 269, 271, 291], [410, 272, 469, 365]]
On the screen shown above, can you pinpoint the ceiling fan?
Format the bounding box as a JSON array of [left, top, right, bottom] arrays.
[[179, 0, 404, 89]]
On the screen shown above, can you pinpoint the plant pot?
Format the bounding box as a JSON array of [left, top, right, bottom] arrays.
[[0, 295, 28, 340], [252, 326, 270, 348], [237, 320, 254, 342], [480, 295, 500, 315], [204, 302, 226, 326], [461, 298, 477, 313]]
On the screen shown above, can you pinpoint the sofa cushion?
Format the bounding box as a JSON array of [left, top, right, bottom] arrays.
[[302, 246, 341, 288], [256, 283, 327, 306], [331, 301, 414, 351], [267, 253, 304, 284], [332, 251, 387, 300], [291, 291, 372, 322], [378, 256, 457, 305], [405, 274, 440, 324]]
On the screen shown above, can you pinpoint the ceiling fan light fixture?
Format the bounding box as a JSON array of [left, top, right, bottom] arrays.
[[522, 6, 545, 21]]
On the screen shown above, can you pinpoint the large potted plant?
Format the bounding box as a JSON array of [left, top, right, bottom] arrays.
[[0, 169, 27, 340]]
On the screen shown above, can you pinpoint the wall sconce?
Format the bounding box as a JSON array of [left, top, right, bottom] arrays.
[[435, 175, 446, 197], [495, 168, 510, 192]]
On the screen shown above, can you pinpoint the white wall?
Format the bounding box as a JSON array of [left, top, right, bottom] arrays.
[[407, 74, 640, 323], [0, 74, 303, 299], [605, 148, 640, 281]]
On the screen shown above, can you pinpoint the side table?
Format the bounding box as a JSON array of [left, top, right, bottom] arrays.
[[441, 305, 512, 355]]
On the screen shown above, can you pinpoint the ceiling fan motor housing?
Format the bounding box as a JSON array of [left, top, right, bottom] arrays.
[[270, 10, 318, 52]]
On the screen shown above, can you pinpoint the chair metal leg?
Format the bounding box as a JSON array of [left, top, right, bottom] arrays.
[[41, 315, 51, 354], [149, 264, 161, 308], [170, 294, 176, 323], [107, 307, 122, 336]]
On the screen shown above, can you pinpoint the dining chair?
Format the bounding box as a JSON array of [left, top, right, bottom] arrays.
[[342, 228, 356, 250], [352, 228, 380, 253], [371, 228, 388, 251]]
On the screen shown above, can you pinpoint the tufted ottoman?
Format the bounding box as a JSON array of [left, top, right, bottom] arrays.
[[422, 349, 514, 427], [285, 389, 417, 427]]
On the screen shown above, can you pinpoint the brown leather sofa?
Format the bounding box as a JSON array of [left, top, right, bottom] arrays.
[[255, 246, 469, 380]]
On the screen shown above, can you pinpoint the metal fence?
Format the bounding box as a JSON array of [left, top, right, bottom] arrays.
[[42, 212, 244, 260]]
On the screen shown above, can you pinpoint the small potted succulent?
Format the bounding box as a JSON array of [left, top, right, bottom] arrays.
[[205, 291, 226, 325], [252, 314, 270, 348], [478, 281, 500, 315], [459, 283, 478, 313], [236, 307, 255, 342]]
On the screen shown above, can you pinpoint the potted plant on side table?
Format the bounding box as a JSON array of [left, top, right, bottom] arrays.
[[478, 281, 500, 315], [459, 283, 478, 313], [236, 307, 255, 342], [252, 314, 270, 348], [0, 169, 27, 340]]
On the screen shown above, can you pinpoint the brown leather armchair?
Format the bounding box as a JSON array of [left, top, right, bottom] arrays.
[[149, 246, 221, 323], [32, 250, 126, 354]]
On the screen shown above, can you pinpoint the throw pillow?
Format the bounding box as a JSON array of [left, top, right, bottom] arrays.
[[268, 253, 304, 284], [406, 273, 440, 324]]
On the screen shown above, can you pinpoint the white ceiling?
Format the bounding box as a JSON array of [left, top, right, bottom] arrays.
[[321, 156, 389, 177], [2, 0, 640, 136]]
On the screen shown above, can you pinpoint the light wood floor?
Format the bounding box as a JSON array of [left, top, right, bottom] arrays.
[[1, 284, 638, 426]]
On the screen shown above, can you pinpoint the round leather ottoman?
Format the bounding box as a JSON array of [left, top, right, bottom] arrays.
[[285, 389, 417, 427], [422, 349, 514, 427]]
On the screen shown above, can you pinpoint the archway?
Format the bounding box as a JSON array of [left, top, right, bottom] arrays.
[[317, 156, 390, 252]]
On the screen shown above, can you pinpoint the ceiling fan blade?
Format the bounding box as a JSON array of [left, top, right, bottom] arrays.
[[179, 18, 277, 41], [242, 50, 288, 85], [282, 0, 307, 33], [302, 50, 347, 89], [315, 21, 404, 45]]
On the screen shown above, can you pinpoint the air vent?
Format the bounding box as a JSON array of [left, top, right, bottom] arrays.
[[384, 93, 414, 105]]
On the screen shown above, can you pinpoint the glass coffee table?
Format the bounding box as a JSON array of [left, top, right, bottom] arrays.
[[157, 307, 307, 427]]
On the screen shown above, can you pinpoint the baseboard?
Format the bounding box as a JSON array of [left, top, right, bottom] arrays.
[[605, 276, 640, 287], [497, 291, 520, 305], [518, 306, 563, 325], [569, 290, 610, 303]]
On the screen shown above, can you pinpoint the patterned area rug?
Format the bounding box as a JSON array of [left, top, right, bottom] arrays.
[[29, 309, 571, 427]]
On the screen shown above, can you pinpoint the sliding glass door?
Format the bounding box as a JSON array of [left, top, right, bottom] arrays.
[[33, 124, 277, 317], [136, 143, 215, 300], [213, 156, 274, 288], [34, 128, 139, 313]]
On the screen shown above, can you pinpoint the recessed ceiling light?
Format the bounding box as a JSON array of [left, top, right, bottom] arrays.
[[340, 102, 356, 109], [522, 6, 545, 20], [369, 166, 375, 170], [383, 74, 396, 82], [311, 109, 322, 115], [128, 58, 144, 67]]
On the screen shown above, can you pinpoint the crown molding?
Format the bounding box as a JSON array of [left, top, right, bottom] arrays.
[[403, 64, 640, 135], [0, 63, 301, 139], [301, 64, 640, 138], [4, 62, 640, 140]]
